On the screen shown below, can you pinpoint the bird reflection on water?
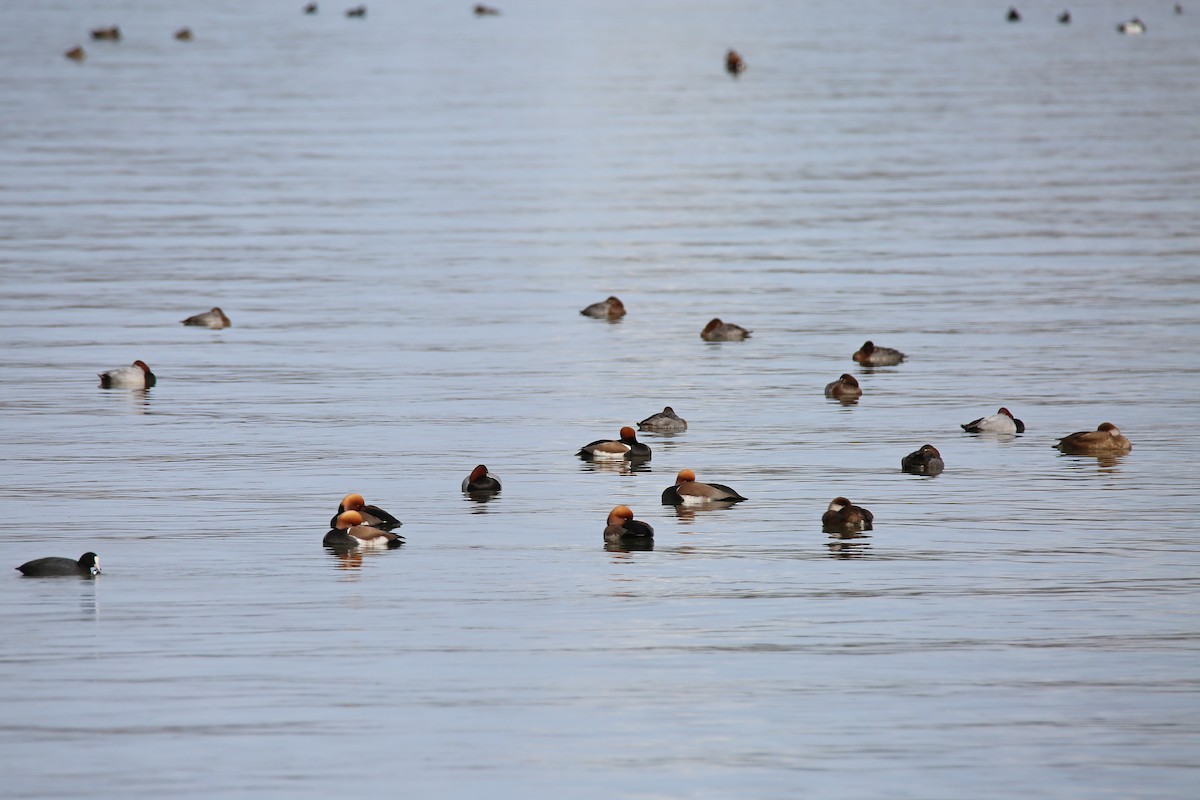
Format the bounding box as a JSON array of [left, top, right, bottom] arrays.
[[827, 530, 872, 560]]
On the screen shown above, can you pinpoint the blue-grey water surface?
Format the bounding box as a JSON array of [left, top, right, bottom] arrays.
[[1, 1, 1199, 797]]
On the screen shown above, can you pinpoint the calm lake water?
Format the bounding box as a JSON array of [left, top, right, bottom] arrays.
[[2, 0, 1198, 797]]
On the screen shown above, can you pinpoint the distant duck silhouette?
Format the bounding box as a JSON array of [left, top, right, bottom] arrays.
[[580, 296, 626, 320], [65, 45, 85, 61], [304, 2, 318, 13], [1117, 18, 1145, 34], [1058, 10, 1071, 24], [474, 4, 501, 15], [174, 28, 193, 41], [181, 307, 231, 329], [701, 318, 751, 341], [1176, 4, 1184, 14], [17, 552, 100, 577], [852, 340, 905, 366], [725, 49, 746, 76], [901, 444, 944, 475], [345, 5, 366, 17], [1007, 7, 1021, 22], [637, 406, 687, 433], [91, 26, 121, 40], [824, 374, 862, 401]]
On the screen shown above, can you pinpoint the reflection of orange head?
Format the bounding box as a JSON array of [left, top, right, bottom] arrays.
[[469, 465, 488, 482], [341, 493, 366, 511], [607, 505, 634, 525], [619, 426, 636, 440], [337, 510, 364, 528], [676, 469, 696, 485]]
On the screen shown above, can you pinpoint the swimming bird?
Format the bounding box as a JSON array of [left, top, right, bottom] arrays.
[[17, 552, 100, 577], [1007, 7, 1021, 22], [726, 49, 746, 76], [175, 28, 193, 41], [1117, 18, 1145, 34], [329, 493, 402, 529], [474, 4, 501, 15], [852, 340, 905, 366], [822, 497, 873, 532], [824, 374, 862, 401], [91, 26, 121, 40], [1054, 423, 1132, 455], [603, 505, 654, 543], [701, 318, 751, 341], [98, 360, 156, 389], [661, 469, 746, 505], [462, 464, 502, 494], [304, 2, 318, 12], [637, 406, 687, 433], [65, 45, 85, 61], [579, 296, 626, 320], [324, 511, 403, 548], [578, 426, 651, 460], [1058, 10, 1071, 24], [181, 307, 231, 329], [901, 444, 944, 475], [345, 5, 366, 17], [961, 407, 1024, 434]]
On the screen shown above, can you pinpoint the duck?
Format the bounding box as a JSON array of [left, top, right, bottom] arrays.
[[462, 464, 502, 494], [852, 340, 905, 366], [637, 406, 687, 433], [701, 318, 751, 341], [961, 406, 1025, 434], [17, 552, 100, 577], [329, 493, 402, 529], [473, 4, 501, 15], [65, 45, 85, 61], [578, 426, 651, 460], [1007, 7, 1021, 22], [304, 2, 318, 12], [603, 505, 654, 543], [181, 307, 231, 329], [91, 26, 121, 40], [725, 49, 746, 76], [98, 360, 156, 389], [822, 497, 873, 532], [174, 28, 193, 41], [1117, 18, 1145, 34], [324, 511, 403, 548], [901, 444, 944, 475], [661, 469, 746, 505], [579, 296, 626, 320], [1054, 423, 1132, 455], [345, 5, 367, 17], [1058, 10, 1071, 24], [824, 374, 862, 401]]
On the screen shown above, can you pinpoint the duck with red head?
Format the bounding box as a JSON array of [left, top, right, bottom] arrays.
[[1054, 423, 1132, 455], [961, 407, 1024, 434], [604, 505, 654, 543], [98, 360, 156, 389], [824, 374, 862, 401], [329, 493, 402, 530], [324, 511, 403, 548], [725, 49, 746, 76], [578, 426, 651, 461], [701, 318, 751, 341], [901, 444, 944, 475], [852, 340, 905, 366], [462, 464, 501, 494], [822, 497, 874, 532], [580, 296, 626, 320], [661, 469, 746, 505]]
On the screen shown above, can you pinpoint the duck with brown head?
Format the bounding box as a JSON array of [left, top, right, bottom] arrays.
[[603, 506, 654, 543], [1054, 423, 1132, 455], [580, 296, 626, 320], [822, 497, 873, 532], [330, 493, 402, 529], [961, 407, 1024, 434], [578, 426, 651, 461], [901, 444, 944, 475], [852, 340, 905, 366], [462, 465, 501, 494], [701, 318, 751, 341], [98, 360, 155, 389], [324, 511, 403, 548], [181, 307, 231, 329], [824, 374, 862, 401]]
